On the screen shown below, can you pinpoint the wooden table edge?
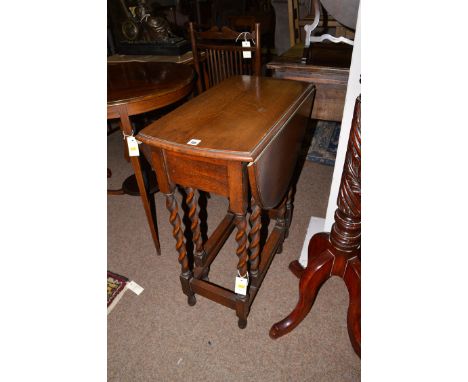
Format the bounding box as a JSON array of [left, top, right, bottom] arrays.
[[107, 79, 195, 119], [137, 82, 316, 162]]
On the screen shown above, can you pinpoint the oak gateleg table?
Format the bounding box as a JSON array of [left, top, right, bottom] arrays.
[[137, 75, 316, 327]]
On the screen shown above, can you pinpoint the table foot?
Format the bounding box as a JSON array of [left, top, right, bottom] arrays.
[[235, 294, 249, 330], [180, 273, 196, 306], [269, 235, 361, 355], [238, 318, 247, 329], [269, 249, 334, 339], [188, 294, 197, 306]]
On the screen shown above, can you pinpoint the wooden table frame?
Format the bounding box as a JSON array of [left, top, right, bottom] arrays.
[[151, 151, 295, 328], [138, 75, 316, 328]]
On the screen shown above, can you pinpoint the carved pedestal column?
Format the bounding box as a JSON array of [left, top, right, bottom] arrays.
[[269, 95, 361, 357]]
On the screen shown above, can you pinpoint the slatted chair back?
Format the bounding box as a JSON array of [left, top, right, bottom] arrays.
[[188, 22, 261, 94]]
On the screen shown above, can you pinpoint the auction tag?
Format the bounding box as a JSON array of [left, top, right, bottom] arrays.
[[187, 139, 201, 146], [235, 275, 248, 295], [242, 41, 251, 58], [127, 136, 140, 157], [127, 281, 144, 295]]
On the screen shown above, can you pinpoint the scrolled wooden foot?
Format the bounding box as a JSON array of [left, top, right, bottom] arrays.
[[269, 251, 333, 339], [288, 260, 305, 279]]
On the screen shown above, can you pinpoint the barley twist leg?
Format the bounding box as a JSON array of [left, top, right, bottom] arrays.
[[184, 187, 208, 279], [235, 214, 249, 278], [165, 192, 196, 306], [248, 197, 261, 278]]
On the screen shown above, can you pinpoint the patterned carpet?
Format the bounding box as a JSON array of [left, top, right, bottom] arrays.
[[107, 271, 128, 314], [307, 120, 341, 166]]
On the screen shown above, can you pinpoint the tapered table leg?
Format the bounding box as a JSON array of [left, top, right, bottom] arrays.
[[119, 107, 161, 255]]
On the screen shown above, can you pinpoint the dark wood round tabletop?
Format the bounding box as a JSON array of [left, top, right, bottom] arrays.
[[107, 61, 195, 119]]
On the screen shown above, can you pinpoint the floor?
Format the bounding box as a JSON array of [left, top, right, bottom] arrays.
[[107, 127, 360, 381]]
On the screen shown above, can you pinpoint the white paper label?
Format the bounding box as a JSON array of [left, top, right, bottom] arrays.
[[242, 41, 251, 58], [187, 139, 201, 146], [127, 281, 144, 295], [127, 136, 140, 157], [235, 276, 248, 295]]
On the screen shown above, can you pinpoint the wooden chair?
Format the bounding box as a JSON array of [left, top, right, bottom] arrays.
[[188, 22, 261, 94]]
